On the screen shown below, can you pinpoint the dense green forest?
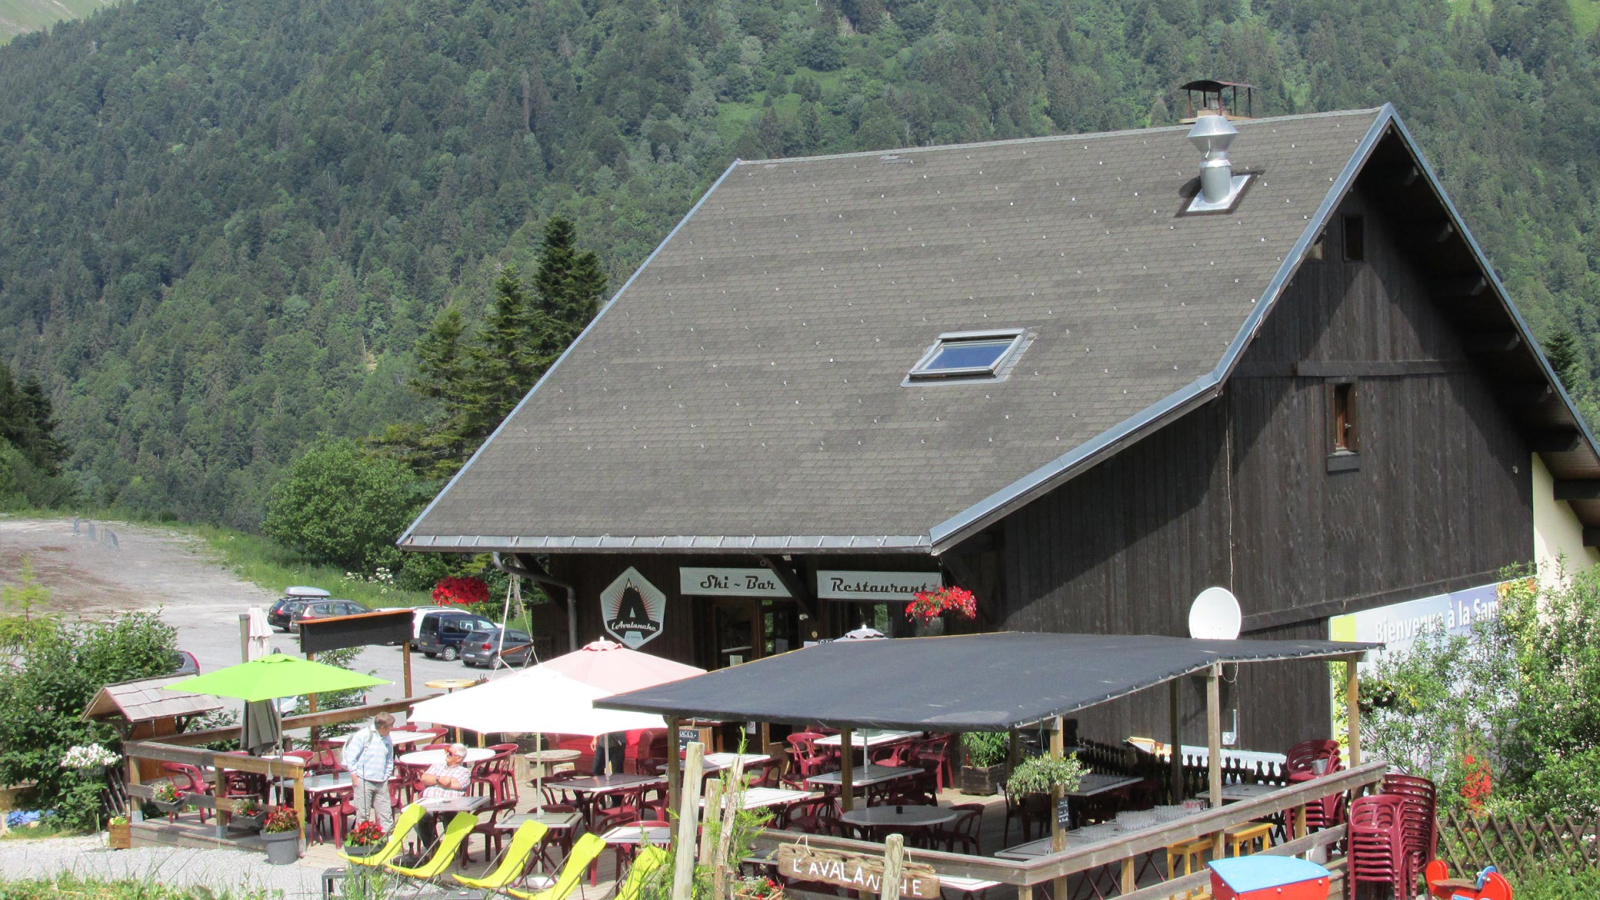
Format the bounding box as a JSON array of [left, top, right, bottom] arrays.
[[2, 0, 1600, 533]]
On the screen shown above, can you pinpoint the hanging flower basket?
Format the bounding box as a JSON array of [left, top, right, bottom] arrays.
[[905, 586, 977, 625], [433, 576, 490, 607]]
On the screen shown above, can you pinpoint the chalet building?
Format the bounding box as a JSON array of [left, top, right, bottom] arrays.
[[402, 104, 1600, 750]]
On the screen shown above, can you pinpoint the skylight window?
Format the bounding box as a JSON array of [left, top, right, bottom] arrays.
[[908, 329, 1026, 382]]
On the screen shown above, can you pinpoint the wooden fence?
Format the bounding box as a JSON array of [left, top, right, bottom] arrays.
[[1439, 811, 1600, 877]]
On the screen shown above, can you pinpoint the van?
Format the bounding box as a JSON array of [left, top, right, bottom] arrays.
[[416, 611, 495, 661]]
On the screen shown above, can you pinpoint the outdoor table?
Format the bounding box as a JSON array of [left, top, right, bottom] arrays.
[[561, 773, 666, 795], [502, 808, 583, 867], [400, 748, 496, 766], [840, 804, 956, 829], [804, 764, 917, 790], [1220, 782, 1280, 803], [703, 752, 771, 772], [416, 794, 490, 814], [1069, 774, 1143, 797], [327, 731, 433, 748], [424, 678, 478, 692], [814, 730, 923, 750], [268, 772, 351, 806], [599, 823, 673, 846], [703, 787, 815, 811]]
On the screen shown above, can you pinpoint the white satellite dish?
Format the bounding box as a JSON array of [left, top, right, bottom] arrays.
[[1188, 586, 1242, 640]]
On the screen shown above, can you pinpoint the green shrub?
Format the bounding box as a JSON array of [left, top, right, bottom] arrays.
[[0, 874, 274, 899], [961, 731, 1007, 767], [262, 438, 425, 572]]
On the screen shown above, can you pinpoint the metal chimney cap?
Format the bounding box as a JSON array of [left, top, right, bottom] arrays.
[[1188, 113, 1238, 156]]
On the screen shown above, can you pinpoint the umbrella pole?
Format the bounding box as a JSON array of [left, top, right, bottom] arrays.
[[535, 732, 544, 814], [306, 651, 318, 747]]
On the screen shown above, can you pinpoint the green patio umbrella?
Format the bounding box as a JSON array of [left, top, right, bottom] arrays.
[[163, 654, 388, 702]]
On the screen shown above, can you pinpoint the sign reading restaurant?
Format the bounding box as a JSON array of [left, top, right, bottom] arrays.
[[816, 570, 942, 600]]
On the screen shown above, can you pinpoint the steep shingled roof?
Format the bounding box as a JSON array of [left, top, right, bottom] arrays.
[[403, 107, 1476, 553]]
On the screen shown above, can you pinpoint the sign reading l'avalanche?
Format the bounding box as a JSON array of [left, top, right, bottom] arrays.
[[600, 567, 666, 649], [816, 570, 942, 600]]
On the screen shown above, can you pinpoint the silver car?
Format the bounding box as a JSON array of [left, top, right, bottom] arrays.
[[460, 628, 534, 669]]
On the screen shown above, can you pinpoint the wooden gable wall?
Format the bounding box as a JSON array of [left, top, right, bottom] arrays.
[[994, 175, 1533, 751]]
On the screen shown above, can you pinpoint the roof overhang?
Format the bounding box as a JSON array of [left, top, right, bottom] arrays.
[[402, 532, 934, 554]]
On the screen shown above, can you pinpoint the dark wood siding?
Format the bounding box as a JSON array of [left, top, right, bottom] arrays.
[[998, 179, 1533, 751]]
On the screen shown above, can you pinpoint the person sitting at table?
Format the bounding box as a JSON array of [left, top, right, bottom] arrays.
[[413, 743, 473, 847]]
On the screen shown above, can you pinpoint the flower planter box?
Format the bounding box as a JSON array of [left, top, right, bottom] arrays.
[[959, 763, 1008, 796], [107, 821, 131, 850], [228, 812, 266, 831], [342, 841, 384, 858], [733, 888, 784, 900], [149, 798, 185, 815]]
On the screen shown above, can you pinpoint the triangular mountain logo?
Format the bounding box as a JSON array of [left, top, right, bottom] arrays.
[[600, 567, 665, 649]]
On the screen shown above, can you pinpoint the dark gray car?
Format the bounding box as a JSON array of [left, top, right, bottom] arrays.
[[460, 628, 535, 669]]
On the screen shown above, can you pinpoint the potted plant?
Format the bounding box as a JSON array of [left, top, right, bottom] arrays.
[[904, 586, 977, 636], [734, 875, 784, 900], [229, 797, 266, 830], [342, 820, 388, 858], [259, 806, 301, 865], [149, 781, 185, 815], [1007, 754, 1087, 834], [959, 732, 1010, 796], [107, 815, 131, 850]]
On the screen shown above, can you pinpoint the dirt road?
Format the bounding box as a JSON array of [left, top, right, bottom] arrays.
[[0, 516, 463, 704]]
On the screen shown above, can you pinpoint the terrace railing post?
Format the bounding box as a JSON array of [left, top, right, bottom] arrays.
[[667, 716, 682, 814], [1051, 717, 1067, 900], [840, 727, 854, 813], [881, 833, 905, 900], [1345, 654, 1364, 768], [293, 768, 306, 854], [672, 741, 706, 900], [1206, 663, 1223, 858]]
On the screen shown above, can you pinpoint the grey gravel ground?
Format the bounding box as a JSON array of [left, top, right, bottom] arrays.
[[0, 835, 329, 898]]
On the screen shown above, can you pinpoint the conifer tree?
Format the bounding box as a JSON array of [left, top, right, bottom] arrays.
[[1545, 325, 1582, 392]]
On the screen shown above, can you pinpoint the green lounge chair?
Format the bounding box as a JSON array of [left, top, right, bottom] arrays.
[[385, 812, 480, 884], [615, 846, 669, 900], [339, 803, 428, 868], [507, 832, 606, 900], [453, 820, 550, 893]]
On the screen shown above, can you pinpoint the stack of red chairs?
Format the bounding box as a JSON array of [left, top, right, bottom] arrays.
[[1383, 773, 1438, 892], [1349, 794, 1410, 899], [475, 742, 520, 804], [1285, 739, 1345, 830]]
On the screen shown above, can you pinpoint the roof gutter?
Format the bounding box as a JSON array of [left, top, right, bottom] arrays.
[[927, 105, 1396, 555], [491, 552, 577, 653]]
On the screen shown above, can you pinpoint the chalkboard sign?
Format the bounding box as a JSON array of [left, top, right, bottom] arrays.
[[1056, 797, 1071, 828], [678, 727, 700, 752]]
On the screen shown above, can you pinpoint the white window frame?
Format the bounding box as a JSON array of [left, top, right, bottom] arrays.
[[907, 328, 1027, 382]]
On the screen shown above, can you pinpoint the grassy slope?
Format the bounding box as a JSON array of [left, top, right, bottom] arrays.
[[0, 0, 114, 43]]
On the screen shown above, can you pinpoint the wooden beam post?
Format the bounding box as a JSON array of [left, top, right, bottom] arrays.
[[667, 716, 681, 816], [238, 614, 250, 663], [1051, 717, 1067, 900], [402, 641, 413, 698], [305, 650, 318, 747], [840, 727, 855, 812], [1346, 656, 1363, 768], [293, 768, 306, 852], [881, 834, 906, 900], [1207, 663, 1223, 858], [671, 741, 706, 900], [1169, 680, 1183, 804], [700, 778, 724, 867], [213, 757, 229, 837]]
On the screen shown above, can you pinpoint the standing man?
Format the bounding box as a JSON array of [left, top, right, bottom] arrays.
[[414, 743, 474, 847], [343, 713, 396, 832]]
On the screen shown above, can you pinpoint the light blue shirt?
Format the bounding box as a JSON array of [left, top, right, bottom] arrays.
[[342, 726, 394, 783]]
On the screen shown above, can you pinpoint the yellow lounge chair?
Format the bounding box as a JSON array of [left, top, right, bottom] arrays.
[[339, 804, 428, 868], [614, 846, 669, 900], [508, 832, 606, 900], [385, 811, 480, 882], [453, 820, 549, 892]]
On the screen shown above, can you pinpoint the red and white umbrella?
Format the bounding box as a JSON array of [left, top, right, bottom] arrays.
[[535, 638, 705, 693]]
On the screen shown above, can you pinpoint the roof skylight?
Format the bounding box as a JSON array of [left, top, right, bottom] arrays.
[[908, 329, 1026, 382]]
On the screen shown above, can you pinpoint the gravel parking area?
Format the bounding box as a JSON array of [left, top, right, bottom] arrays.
[[0, 835, 328, 897]]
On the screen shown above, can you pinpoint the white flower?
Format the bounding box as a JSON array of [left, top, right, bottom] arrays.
[[60, 744, 120, 769]]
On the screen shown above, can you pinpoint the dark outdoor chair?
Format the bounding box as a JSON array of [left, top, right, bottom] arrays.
[[934, 803, 985, 855]]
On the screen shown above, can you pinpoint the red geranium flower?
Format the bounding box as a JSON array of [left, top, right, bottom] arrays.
[[433, 576, 490, 606], [905, 586, 977, 622]]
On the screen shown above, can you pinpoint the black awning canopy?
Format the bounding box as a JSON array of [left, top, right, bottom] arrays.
[[598, 631, 1373, 732]]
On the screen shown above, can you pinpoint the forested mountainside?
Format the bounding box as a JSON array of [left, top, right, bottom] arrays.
[[0, 0, 112, 44], [1, 0, 1599, 528]]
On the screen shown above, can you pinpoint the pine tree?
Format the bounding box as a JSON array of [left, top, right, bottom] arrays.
[[529, 217, 606, 364], [465, 266, 542, 442], [1544, 325, 1581, 391]]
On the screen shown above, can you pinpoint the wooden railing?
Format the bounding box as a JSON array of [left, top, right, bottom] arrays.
[[124, 694, 435, 850], [755, 759, 1389, 899]]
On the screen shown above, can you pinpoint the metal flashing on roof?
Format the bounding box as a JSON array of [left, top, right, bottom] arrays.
[[401, 533, 935, 553]]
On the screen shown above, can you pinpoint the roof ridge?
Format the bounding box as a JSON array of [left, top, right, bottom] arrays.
[[739, 106, 1388, 166]]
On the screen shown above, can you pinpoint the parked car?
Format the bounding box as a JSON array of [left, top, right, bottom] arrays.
[[167, 650, 200, 677], [266, 586, 332, 631], [460, 627, 535, 668], [288, 599, 371, 632], [416, 611, 495, 661]]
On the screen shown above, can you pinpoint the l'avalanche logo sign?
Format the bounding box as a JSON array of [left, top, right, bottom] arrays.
[[600, 567, 666, 649], [776, 845, 939, 899]]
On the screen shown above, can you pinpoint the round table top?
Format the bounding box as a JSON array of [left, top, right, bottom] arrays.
[[400, 748, 496, 766], [525, 749, 582, 762], [840, 805, 956, 828], [424, 678, 478, 690]]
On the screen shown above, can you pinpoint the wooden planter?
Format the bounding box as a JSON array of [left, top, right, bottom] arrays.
[[733, 888, 784, 900], [107, 821, 131, 850], [959, 763, 1008, 796]]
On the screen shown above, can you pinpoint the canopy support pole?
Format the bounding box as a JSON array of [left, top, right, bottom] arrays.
[[306, 651, 318, 747], [1206, 662, 1223, 858], [402, 641, 413, 698], [667, 716, 681, 814], [1345, 654, 1364, 767], [1168, 680, 1183, 803], [1051, 717, 1067, 900], [840, 727, 854, 812]]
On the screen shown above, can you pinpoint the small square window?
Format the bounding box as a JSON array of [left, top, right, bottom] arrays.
[[908, 329, 1026, 382], [1343, 215, 1365, 262], [1331, 381, 1358, 453]]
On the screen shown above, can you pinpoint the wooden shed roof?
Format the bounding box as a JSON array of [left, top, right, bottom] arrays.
[[82, 674, 224, 723]]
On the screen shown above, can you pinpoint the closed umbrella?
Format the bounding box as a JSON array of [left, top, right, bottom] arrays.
[[241, 699, 282, 755], [245, 607, 272, 661]]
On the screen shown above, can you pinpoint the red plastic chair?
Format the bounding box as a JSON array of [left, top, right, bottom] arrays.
[[1348, 794, 1409, 900], [1384, 772, 1439, 889], [914, 734, 955, 792], [785, 732, 832, 783], [475, 743, 519, 804], [159, 762, 212, 823], [1285, 740, 1341, 779], [308, 789, 355, 845]]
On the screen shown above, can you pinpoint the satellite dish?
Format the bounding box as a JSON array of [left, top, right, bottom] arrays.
[[1189, 587, 1242, 640]]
